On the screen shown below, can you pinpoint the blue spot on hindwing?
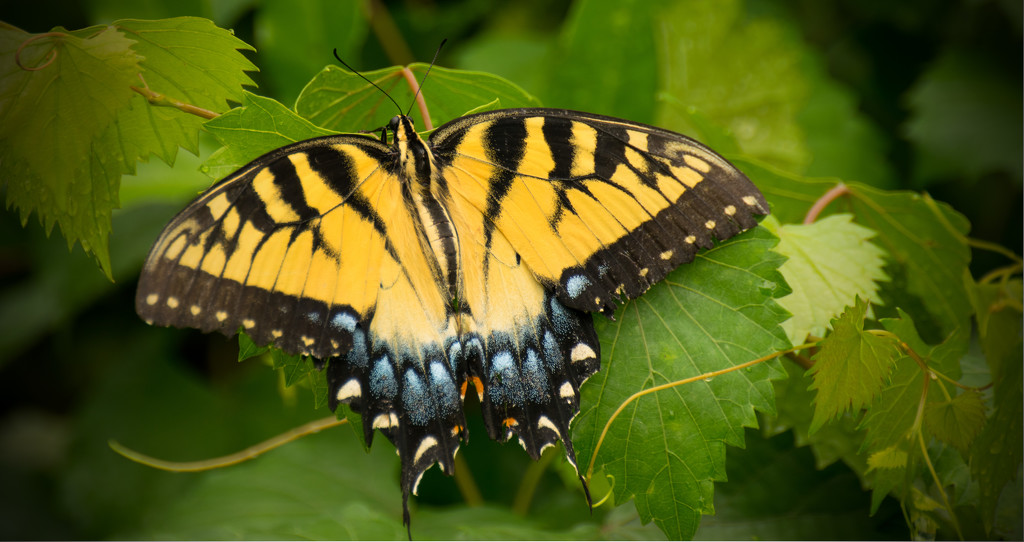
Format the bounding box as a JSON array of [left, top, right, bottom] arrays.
[[346, 328, 369, 368], [402, 368, 433, 425], [548, 295, 573, 334], [447, 341, 462, 372], [369, 356, 397, 400], [488, 351, 524, 405], [523, 349, 548, 402], [542, 330, 563, 372], [429, 360, 459, 414]]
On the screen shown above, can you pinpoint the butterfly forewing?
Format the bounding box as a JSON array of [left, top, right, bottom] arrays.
[[431, 108, 769, 316], [139, 137, 401, 358]]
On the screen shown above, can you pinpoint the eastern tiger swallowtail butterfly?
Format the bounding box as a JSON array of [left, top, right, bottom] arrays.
[[136, 91, 769, 528]]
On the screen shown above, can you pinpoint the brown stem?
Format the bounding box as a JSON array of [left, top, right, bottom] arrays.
[[130, 74, 218, 120], [803, 183, 850, 224], [401, 67, 433, 130]]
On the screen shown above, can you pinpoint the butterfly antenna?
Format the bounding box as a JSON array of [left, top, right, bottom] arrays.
[[332, 48, 403, 115], [405, 38, 447, 117]]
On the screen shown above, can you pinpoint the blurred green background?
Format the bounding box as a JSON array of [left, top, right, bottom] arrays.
[[0, 0, 1019, 539]]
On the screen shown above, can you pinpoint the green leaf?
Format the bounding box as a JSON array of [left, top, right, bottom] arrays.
[[806, 299, 900, 433], [267, 349, 328, 411], [542, 0, 658, 122], [123, 429, 622, 540], [767, 214, 889, 345], [295, 64, 540, 134], [110, 17, 257, 167], [867, 445, 908, 471], [923, 390, 986, 457], [654, 0, 809, 172], [969, 277, 1023, 388], [857, 310, 968, 513], [237, 331, 270, 362], [0, 18, 256, 279], [847, 187, 972, 341], [970, 310, 1023, 532], [0, 23, 141, 277], [735, 161, 974, 350], [452, 33, 553, 98], [308, 369, 328, 410], [860, 310, 967, 455], [763, 359, 868, 471], [269, 349, 308, 388], [574, 226, 790, 539], [202, 91, 335, 178]]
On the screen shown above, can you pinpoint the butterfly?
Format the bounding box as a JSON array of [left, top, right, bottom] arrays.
[[136, 101, 769, 528]]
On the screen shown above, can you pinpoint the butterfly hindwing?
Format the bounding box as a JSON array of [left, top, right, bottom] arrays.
[[443, 189, 600, 465]]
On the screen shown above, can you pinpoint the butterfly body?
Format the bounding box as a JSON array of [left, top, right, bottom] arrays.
[[137, 107, 769, 525]]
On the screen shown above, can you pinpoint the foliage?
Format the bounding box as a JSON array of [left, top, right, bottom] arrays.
[[0, 0, 1020, 540]]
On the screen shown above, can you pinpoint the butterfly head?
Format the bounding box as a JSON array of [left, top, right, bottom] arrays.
[[390, 115, 432, 182]]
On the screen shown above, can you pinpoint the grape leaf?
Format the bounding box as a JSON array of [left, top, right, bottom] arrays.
[[295, 64, 540, 135], [268, 350, 327, 410], [0, 18, 256, 279], [969, 277, 1023, 387], [734, 172, 972, 344], [766, 214, 889, 345], [970, 364, 1023, 534], [867, 444, 908, 471], [861, 310, 967, 453], [847, 186, 972, 340], [968, 278, 1023, 533], [0, 23, 140, 277], [806, 298, 900, 433], [924, 389, 986, 457], [542, 0, 658, 122], [270, 349, 308, 388], [763, 359, 868, 471], [574, 227, 790, 540], [109, 17, 257, 167], [201, 91, 336, 179], [654, 0, 809, 172], [237, 331, 271, 361], [858, 309, 968, 513]]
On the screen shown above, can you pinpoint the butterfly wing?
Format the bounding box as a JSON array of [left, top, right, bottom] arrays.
[[136, 134, 468, 486], [443, 183, 600, 470], [428, 108, 768, 473], [431, 108, 770, 316]]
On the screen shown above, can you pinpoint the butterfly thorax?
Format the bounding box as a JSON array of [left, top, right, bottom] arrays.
[[391, 114, 463, 308]]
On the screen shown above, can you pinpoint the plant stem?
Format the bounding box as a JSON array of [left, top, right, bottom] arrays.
[[109, 416, 347, 472]]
